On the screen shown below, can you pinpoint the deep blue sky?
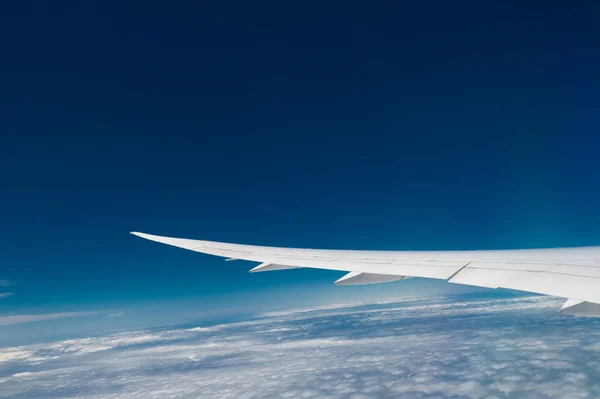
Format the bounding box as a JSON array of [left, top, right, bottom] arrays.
[[1, 1, 600, 314]]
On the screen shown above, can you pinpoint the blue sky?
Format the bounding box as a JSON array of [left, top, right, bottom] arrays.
[[1, 1, 600, 332]]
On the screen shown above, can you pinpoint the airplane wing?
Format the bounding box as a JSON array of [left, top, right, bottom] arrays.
[[131, 232, 600, 317]]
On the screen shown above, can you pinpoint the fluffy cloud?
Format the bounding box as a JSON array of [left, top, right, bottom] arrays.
[[0, 292, 13, 299], [1, 295, 600, 399]]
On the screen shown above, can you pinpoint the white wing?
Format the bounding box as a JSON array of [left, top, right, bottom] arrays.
[[131, 232, 600, 317]]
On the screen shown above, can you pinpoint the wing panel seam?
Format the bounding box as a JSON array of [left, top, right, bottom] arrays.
[[446, 262, 472, 280], [459, 267, 600, 280]]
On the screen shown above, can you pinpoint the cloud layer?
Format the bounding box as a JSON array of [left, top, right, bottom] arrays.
[[2, 295, 600, 398], [0, 311, 105, 327]]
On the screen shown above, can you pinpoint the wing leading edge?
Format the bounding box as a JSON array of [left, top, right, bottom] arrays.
[[131, 232, 600, 316]]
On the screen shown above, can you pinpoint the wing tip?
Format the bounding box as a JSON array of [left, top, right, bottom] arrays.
[[130, 231, 153, 239], [130, 231, 174, 244]]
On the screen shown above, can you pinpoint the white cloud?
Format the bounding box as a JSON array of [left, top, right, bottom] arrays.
[[0, 311, 103, 326], [106, 312, 125, 318], [0, 279, 15, 300], [1, 295, 600, 399]]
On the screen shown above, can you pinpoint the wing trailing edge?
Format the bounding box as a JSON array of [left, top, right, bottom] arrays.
[[249, 263, 299, 273], [335, 271, 407, 285], [560, 299, 600, 317]]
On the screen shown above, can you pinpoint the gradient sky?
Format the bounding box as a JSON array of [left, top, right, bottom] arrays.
[[1, 1, 600, 322]]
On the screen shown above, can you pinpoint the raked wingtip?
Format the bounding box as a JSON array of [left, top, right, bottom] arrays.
[[130, 231, 156, 240], [129, 231, 194, 248]]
